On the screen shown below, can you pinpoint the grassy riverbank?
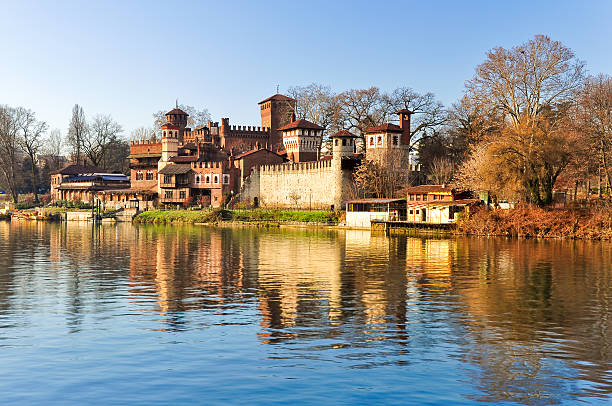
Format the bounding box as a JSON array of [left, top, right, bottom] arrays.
[[457, 204, 612, 240], [133, 208, 339, 225]]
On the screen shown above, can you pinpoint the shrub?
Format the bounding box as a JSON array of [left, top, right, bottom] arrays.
[[40, 194, 52, 206], [457, 203, 612, 240]]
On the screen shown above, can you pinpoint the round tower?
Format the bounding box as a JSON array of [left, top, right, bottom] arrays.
[[164, 107, 189, 142], [330, 130, 358, 211], [331, 130, 357, 159], [161, 124, 179, 162]]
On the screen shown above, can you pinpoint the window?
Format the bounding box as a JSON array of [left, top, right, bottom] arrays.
[[136, 171, 143, 180], [146, 171, 154, 181], [164, 191, 173, 199], [392, 136, 398, 146], [377, 136, 382, 145], [370, 137, 374, 146], [409, 209, 413, 215], [423, 194, 428, 201], [213, 175, 219, 184], [222, 174, 229, 185], [433, 194, 438, 200], [164, 175, 172, 184], [416, 210, 420, 214], [179, 191, 186, 199], [342, 139, 346, 146], [416, 194, 421, 201], [205, 175, 210, 184], [409, 194, 415, 201], [195, 175, 201, 184]]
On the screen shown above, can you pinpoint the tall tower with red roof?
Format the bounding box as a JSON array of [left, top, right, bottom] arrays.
[[259, 94, 296, 149], [164, 107, 189, 142]]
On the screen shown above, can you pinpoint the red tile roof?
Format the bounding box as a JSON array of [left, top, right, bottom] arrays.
[[234, 148, 283, 159], [258, 94, 296, 104], [277, 119, 324, 131], [364, 123, 403, 134], [53, 164, 105, 175], [347, 198, 406, 204], [330, 130, 357, 138], [406, 198, 480, 207], [404, 185, 454, 193], [170, 156, 198, 163], [166, 108, 188, 116], [158, 164, 193, 175]]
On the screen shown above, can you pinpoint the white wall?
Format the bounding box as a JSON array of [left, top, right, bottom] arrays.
[[345, 211, 389, 228]]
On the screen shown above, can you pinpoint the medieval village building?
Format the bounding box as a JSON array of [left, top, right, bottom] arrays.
[[51, 93, 421, 211]]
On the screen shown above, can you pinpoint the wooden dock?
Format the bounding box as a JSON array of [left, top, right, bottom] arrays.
[[371, 219, 456, 234]]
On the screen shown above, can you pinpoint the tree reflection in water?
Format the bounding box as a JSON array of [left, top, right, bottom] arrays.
[[1, 221, 610, 404]]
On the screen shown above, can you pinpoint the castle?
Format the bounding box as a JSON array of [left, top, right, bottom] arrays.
[[52, 93, 419, 210]]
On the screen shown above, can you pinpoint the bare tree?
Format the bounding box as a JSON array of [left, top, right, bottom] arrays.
[[130, 126, 156, 141], [0, 106, 23, 203], [428, 157, 454, 185], [461, 35, 586, 205], [287, 84, 342, 132], [353, 149, 415, 198], [382, 87, 447, 148], [83, 115, 123, 168], [574, 74, 612, 193], [67, 104, 88, 164], [466, 35, 584, 127], [45, 129, 64, 170], [337, 87, 386, 136], [17, 109, 48, 203]]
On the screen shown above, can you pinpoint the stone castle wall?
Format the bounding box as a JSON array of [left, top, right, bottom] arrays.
[[240, 159, 347, 210]]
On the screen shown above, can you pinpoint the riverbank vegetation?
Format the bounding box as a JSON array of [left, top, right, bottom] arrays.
[[457, 203, 612, 240], [133, 208, 339, 225]]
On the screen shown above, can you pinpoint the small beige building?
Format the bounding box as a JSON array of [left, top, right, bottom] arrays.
[[405, 185, 479, 224], [345, 198, 407, 228]]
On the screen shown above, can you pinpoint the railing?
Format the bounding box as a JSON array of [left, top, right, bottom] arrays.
[[160, 197, 187, 203]]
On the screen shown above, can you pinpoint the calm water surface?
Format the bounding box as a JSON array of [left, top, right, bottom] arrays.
[[0, 221, 610, 405]]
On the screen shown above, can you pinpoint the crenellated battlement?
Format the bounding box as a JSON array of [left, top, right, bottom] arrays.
[[260, 158, 333, 174], [130, 139, 160, 146], [225, 125, 270, 137]]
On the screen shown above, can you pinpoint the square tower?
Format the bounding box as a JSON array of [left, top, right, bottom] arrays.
[[259, 94, 296, 149], [278, 119, 324, 162]]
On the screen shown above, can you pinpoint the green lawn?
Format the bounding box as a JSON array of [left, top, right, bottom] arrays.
[[133, 208, 339, 225]]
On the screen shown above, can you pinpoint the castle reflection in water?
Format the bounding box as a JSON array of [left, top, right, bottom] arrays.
[[2, 220, 610, 402]]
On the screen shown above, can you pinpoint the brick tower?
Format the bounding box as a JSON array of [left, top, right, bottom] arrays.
[[259, 94, 296, 149]]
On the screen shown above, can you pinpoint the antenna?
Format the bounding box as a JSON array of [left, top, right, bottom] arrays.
[[276, 84, 279, 94]]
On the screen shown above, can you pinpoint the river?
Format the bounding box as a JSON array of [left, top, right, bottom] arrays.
[[0, 221, 610, 405]]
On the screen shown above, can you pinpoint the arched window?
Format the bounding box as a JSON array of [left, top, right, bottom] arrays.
[[195, 175, 201, 184], [205, 175, 210, 184]]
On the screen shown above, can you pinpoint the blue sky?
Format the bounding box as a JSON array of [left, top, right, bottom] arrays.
[[1, 0, 611, 136]]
